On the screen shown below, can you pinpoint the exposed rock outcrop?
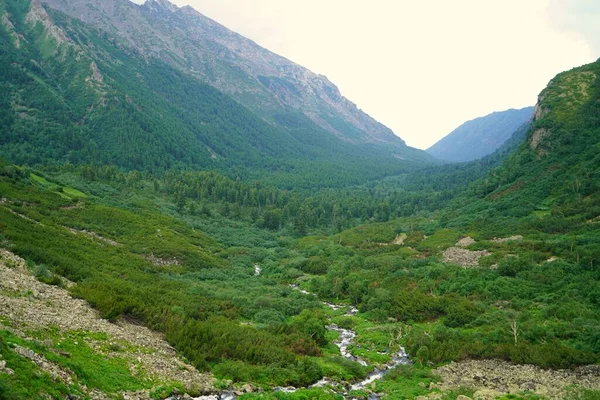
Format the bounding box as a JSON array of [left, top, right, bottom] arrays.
[[1, 11, 23, 48], [433, 359, 600, 400], [39, 0, 419, 154], [443, 247, 490, 268], [491, 235, 523, 244], [25, 0, 69, 46], [456, 237, 476, 247]]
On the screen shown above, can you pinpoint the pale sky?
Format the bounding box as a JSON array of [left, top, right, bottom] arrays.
[[132, 0, 596, 149]]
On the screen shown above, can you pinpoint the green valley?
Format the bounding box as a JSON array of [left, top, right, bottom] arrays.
[[0, 0, 599, 399]]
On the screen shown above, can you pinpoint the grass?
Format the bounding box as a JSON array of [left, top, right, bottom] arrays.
[[29, 173, 87, 198], [374, 365, 439, 399], [417, 228, 462, 252], [239, 388, 342, 400], [9, 328, 151, 394], [0, 330, 84, 399]]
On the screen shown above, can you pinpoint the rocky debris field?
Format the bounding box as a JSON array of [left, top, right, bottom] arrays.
[[432, 359, 600, 400], [455, 237, 476, 247], [491, 235, 523, 244], [442, 247, 490, 268], [0, 248, 214, 398]]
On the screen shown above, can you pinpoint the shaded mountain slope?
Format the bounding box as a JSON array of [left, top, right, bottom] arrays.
[[40, 0, 423, 159], [0, 0, 433, 187], [427, 107, 534, 162]]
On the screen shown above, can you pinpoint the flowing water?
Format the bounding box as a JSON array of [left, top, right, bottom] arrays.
[[291, 285, 411, 397], [192, 284, 411, 399]]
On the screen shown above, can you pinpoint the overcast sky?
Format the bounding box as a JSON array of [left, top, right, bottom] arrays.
[[133, 0, 596, 149]]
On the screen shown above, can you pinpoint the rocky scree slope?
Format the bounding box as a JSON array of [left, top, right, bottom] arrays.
[[0, 248, 214, 398]]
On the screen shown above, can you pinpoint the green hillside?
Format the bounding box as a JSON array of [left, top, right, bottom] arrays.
[[0, 0, 433, 189], [427, 107, 534, 162], [0, 0, 600, 399]]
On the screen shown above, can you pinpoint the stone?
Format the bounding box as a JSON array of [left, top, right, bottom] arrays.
[[443, 247, 490, 268], [456, 237, 476, 247], [241, 384, 253, 393], [521, 381, 536, 391], [456, 396, 472, 400]]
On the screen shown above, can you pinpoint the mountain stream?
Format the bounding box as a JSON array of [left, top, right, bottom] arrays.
[[191, 284, 410, 399]]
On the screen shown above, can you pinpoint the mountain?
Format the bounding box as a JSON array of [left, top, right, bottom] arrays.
[[1, 6, 600, 396], [0, 0, 433, 188], [2, 0, 600, 398], [451, 61, 600, 228], [427, 106, 534, 162], [39, 0, 415, 153], [2, 58, 599, 399]]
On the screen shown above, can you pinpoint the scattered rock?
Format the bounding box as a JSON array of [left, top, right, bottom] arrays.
[[521, 381, 536, 391], [25, 0, 69, 46], [0, 248, 214, 395], [145, 253, 180, 266], [456, 237, 476, 247], [64, 227, 119, 246], [491, 235, 523, 244], [443, 247, 490, 268], [13, 344, 74, 384], [434, 359, 600, 400], [392, 233, 408, 245]]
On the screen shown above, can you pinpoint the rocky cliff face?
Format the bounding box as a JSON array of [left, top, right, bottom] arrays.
[[528, 69, 596, 156], [41, 0, 406, 148]]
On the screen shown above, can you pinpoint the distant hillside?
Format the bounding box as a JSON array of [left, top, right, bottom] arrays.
[[38, 0, 427, 159], [0, 0, 434, 188], [427, 107, 534, 162], [445, 60, 600, 241]]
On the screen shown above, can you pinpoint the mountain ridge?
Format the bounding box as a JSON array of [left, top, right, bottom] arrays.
[[427, 106, 534, 162], [0, 0, 434, 188], [40, 0, 410, 151]]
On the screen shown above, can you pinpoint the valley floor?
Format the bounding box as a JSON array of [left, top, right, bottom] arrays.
[[2, 246, 600, 400]]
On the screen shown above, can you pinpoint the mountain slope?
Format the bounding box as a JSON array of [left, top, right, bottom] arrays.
[[0, 0, 433, 187], [39, 0, 417, 156], [427, 107, 534, 162], [443, 60, 600, 246]]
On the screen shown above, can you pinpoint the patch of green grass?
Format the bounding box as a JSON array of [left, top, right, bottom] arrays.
[[29, 173, 86, 199], [239, 388, 342, 400], [375, 365, 439, 399], [564, 387, 600, 400], [312, 356, 366, 382], [0, 330, 85, 399], [417, 229, 461, 252], [17, 328, 151, 394]]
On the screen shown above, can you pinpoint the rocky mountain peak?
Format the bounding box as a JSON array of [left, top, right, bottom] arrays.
[[142, 0, 179, 13]]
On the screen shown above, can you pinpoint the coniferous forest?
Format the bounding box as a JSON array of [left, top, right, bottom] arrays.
[[1, 0, 600, 399]]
